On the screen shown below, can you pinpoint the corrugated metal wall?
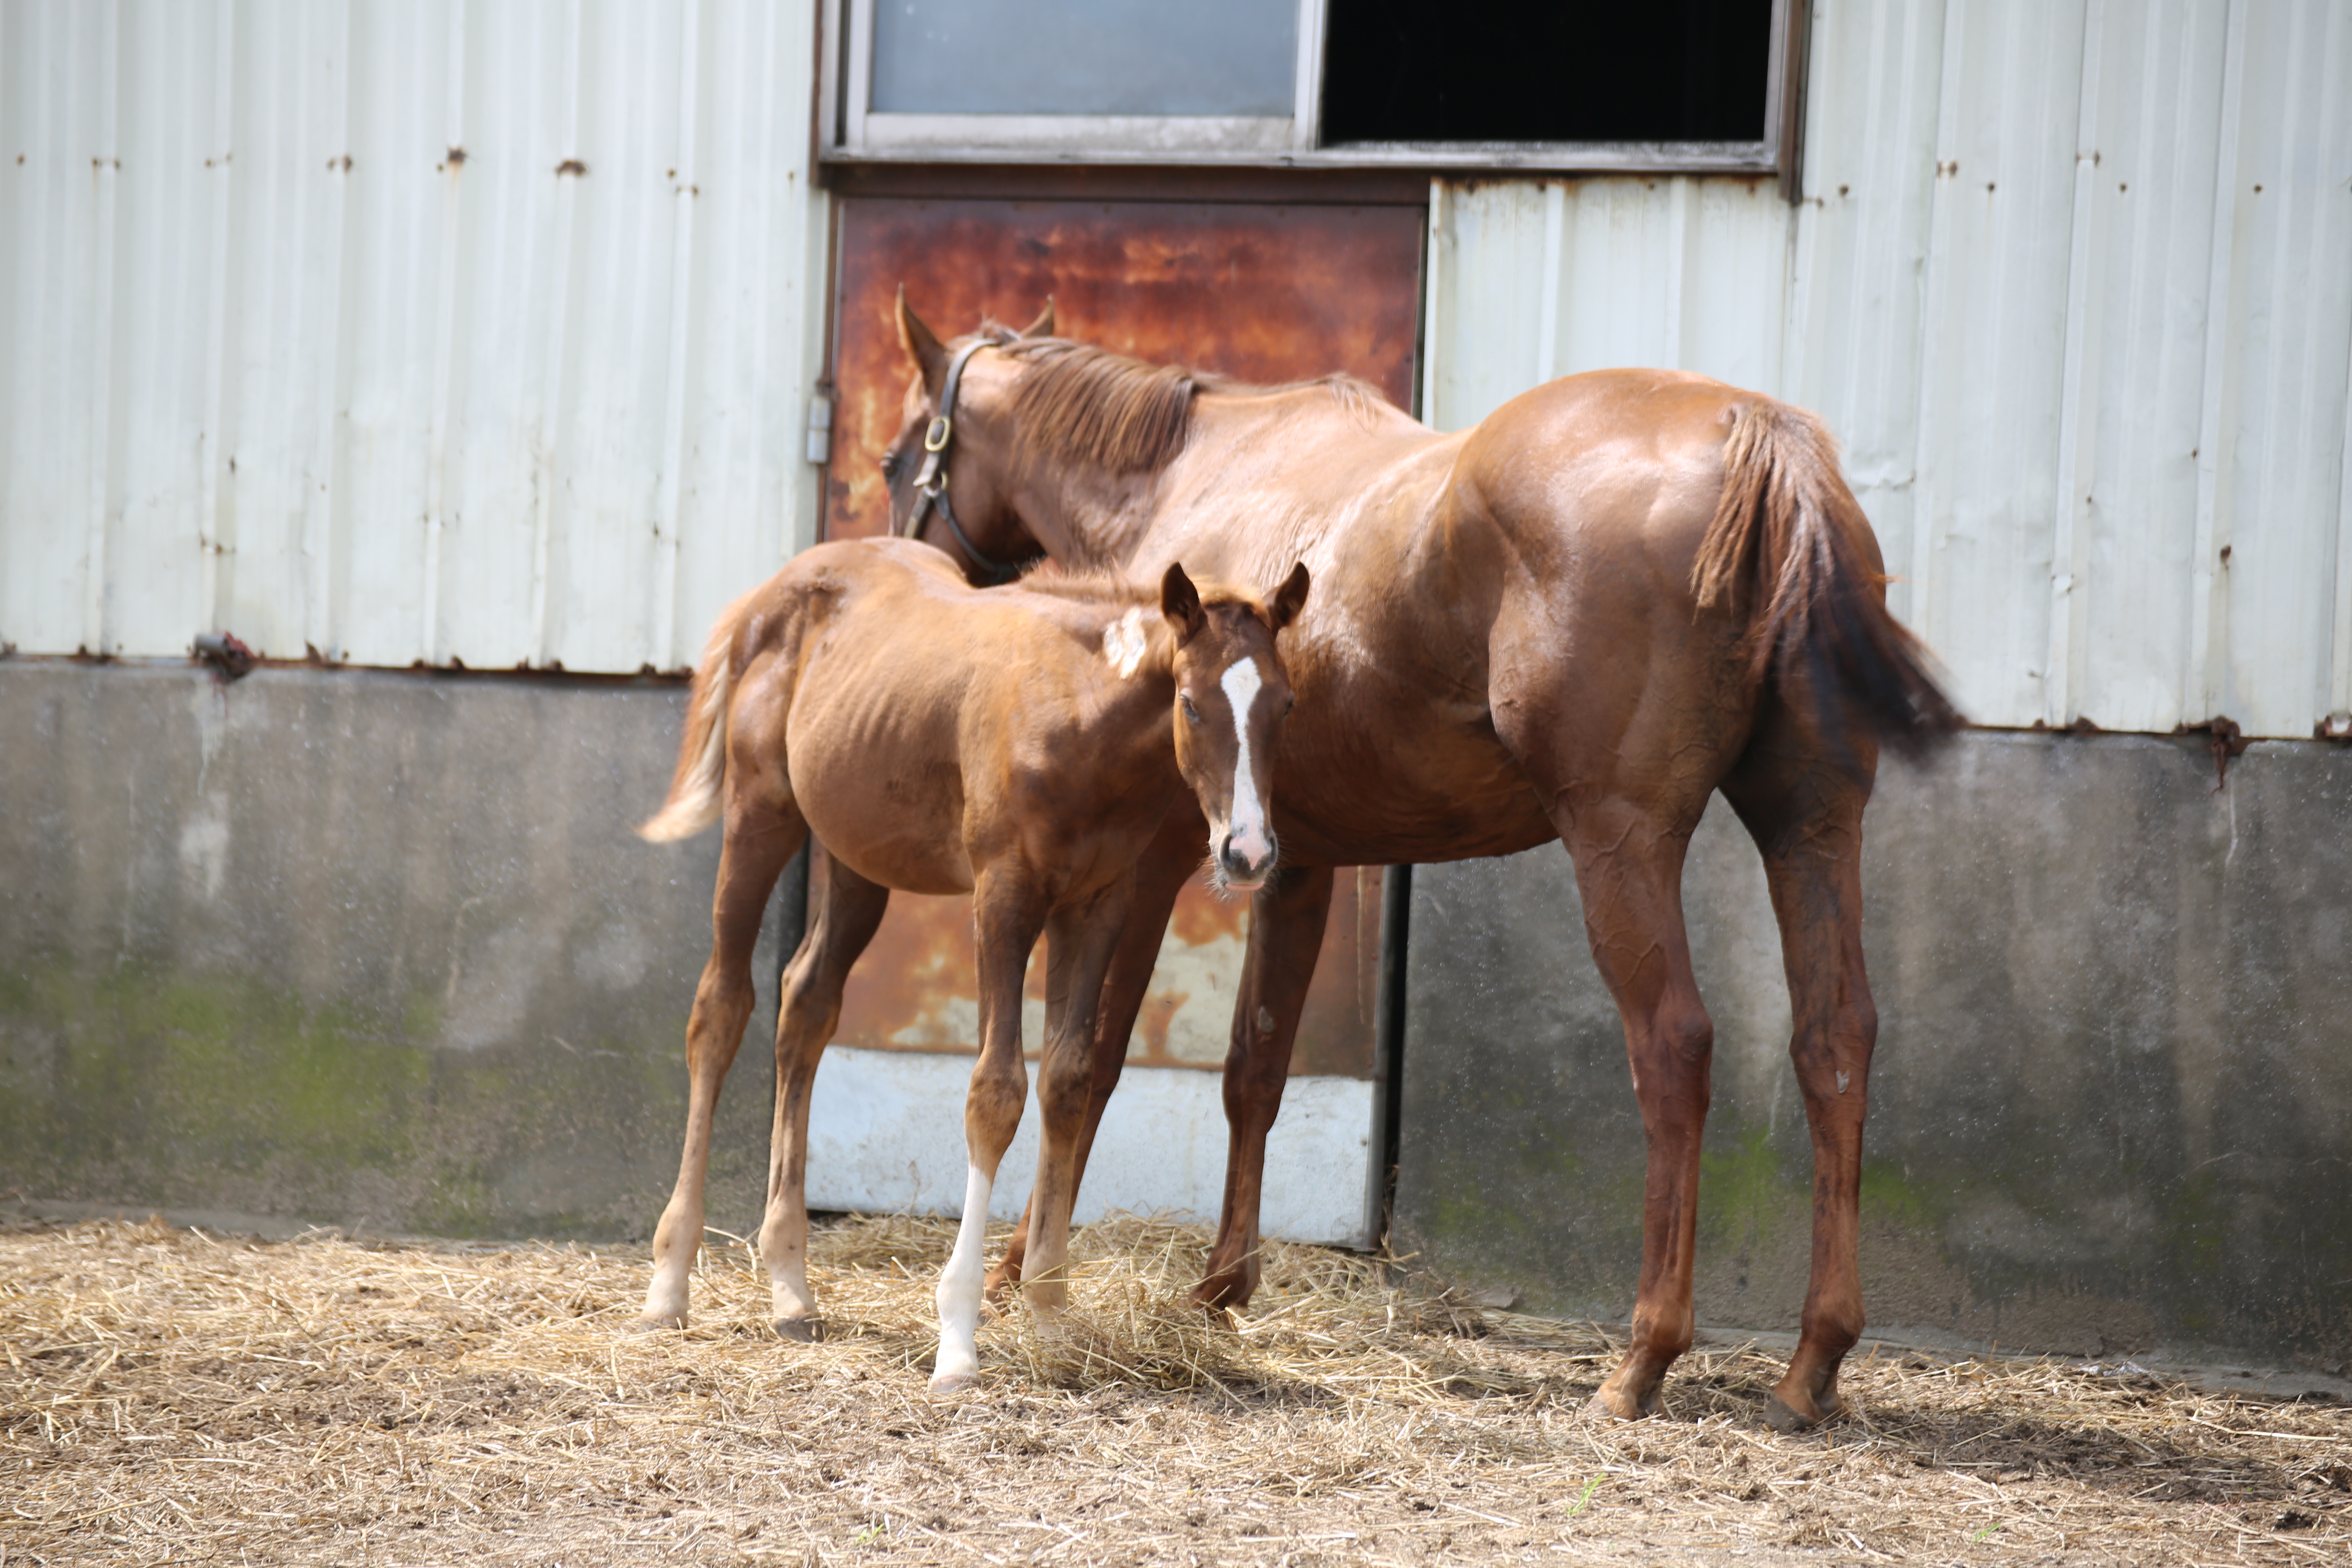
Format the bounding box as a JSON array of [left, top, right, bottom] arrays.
[[1427, 0, 2352, 739], [0, 0, 831, 674], [9, 2, 2349, 734]]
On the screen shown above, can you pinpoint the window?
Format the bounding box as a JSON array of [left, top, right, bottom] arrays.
[[824, 0, 1805, 182], [1321, 0, 1772, 146]]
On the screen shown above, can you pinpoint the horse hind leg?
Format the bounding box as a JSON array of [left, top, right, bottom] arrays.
[[1551, 794, 1718, 1420], [1720, 698, 1880, 1430], [756, 850, 890, 1340], [637, 795, 806, 1331]]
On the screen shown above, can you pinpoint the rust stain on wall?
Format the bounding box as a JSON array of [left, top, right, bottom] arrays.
[[826, 198, 1424, 542], [831, 869, 1386, 1079], [820, 195, 1423, 1082]]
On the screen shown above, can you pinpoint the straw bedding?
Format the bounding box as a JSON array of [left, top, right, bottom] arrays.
[[4, 1213, 2345, 1566]]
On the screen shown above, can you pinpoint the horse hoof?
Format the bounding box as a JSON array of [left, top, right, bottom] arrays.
[[928, 1370, 980, 1396], [626, 1315, 682, 1335], [1586, 1388, 1653, 1422], [772, 1315, 825, 1343], [1762, 1392, 1839, 1431]]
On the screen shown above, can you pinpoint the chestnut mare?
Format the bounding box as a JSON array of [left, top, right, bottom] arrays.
[[866, 297, 1961, 1428], [633, 534, 1308, 1392]]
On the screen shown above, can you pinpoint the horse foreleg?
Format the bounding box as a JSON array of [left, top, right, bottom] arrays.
[[1195, 863, 1334, 1312], [638, 806, 803, 1331], [933, 871, 1048, 1394], [1020, 876, 1134, 1317], [988, 811, 1196, 1298], [1724, 719, 1879, 1430], [756, 852, 890, 1341], [1560, 802, 1714, 1420]]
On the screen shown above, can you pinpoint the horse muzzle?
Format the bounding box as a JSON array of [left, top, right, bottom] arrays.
[[1215, 828, 1278, 891]]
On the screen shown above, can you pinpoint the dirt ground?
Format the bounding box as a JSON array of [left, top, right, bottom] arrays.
[[3, 1214, 2347, 1566]]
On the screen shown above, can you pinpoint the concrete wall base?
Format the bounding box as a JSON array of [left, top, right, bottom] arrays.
[[0, 661, 792, 1242], [1393, 730, 2352, 1373]]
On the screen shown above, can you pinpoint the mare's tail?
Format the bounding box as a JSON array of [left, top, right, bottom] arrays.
[[638, 593, 757, 842], [1692, 401, 1964, 754]]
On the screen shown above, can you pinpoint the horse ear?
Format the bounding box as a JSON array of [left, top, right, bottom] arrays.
[[895, 285, 949, 391], [1161, 562, 1205, 641], [1269, 562, 1311, 633], [1020, 297, 1057, 339]]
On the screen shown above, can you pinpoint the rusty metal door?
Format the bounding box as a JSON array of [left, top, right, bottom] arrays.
[[804, 195, 1424, 1246]]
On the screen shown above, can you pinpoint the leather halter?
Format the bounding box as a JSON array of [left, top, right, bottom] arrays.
[[896, 340, 1024, 586]]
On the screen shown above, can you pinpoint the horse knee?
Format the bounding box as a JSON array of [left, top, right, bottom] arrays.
[[964, 1061, 1027, 1152]]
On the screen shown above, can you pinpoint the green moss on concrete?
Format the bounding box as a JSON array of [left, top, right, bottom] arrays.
[[1699, 1124, 1801, 1251], [1, 961, 431, 1185], [1858, 1160, 1940, 1231], [0, 956, 706, 1241]]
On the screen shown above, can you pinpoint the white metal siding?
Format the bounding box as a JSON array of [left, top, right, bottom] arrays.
[[1, 0, 831, 674], [1427, 0, 2352, 740]]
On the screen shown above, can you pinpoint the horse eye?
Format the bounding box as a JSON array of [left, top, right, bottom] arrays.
[[880, 452, 903, 482], [1180, 695, 1200, 724]]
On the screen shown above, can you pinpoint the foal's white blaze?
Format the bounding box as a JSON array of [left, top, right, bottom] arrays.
[[1220, 656, 1273, 870], [931, 1161, 994, 1392]]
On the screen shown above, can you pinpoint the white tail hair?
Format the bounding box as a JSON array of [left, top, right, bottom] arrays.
[[637, 600, 747, 842]]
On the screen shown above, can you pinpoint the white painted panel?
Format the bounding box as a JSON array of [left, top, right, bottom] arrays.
[[1785, 0, 1951, 611], [334, 0, 454, 668], [2068, 0, 2229, 734], [804, 1045, 1380, 1249], [1, 0, 120, 657], [1554, 177, 1683, 376], [2215, 0, 2352, 739], [0, 0, 829, 674], [1905, 0, 2088, 728], [1680, 177, 1789, 394], [214, 0, 352, 663], [1422, 181, 1547, 433], [540, 1, 677, 674], [430, 0, 572, 673], [666, 0, 830, 675], [1428, 176, 1790, 435], [107, 0, 221, 661]]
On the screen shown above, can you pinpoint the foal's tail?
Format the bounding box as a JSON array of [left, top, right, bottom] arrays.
[[1693, 401, 1964, 754], [637, 593, 756, 842]]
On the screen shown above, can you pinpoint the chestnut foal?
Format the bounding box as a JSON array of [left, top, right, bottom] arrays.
[[634, 535, 1307, 1392]]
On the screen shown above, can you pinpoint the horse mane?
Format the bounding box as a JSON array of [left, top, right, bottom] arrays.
[[998, 337, 1394, 477], [999, 340, 1199, 475]]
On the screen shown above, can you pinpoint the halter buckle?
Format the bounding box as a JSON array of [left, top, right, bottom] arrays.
[[923, 414, 953, 453]]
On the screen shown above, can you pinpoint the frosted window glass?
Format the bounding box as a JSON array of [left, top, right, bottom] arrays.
[[871, 0, 1297, 118]]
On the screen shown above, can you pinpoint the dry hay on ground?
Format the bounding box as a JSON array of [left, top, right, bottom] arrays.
[[3, 1214, 2347, 1566]]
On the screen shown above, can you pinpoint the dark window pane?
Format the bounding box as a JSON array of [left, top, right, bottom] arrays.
[[872, 0, 1296, 118], [1321, 0, 1772, 144]]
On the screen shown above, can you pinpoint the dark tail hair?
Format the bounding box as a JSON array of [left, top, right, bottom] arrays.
[[1692, 401, 1964, 755]]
